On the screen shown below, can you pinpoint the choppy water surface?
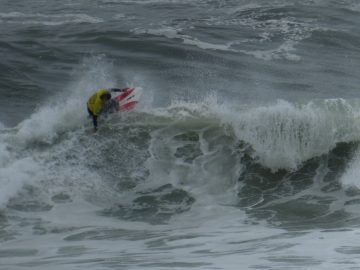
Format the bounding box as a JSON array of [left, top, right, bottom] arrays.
[[2, 0, 360, 269]]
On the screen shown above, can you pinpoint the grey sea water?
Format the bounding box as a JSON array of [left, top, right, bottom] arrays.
[[2, 0, 360, 269]]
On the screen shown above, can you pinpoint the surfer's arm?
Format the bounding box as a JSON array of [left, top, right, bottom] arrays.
[[109, 88, 127, 92]]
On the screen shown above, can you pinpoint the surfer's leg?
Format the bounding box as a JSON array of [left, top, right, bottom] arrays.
[[87, 107, 98, 129], [92, 115, 98, 129]]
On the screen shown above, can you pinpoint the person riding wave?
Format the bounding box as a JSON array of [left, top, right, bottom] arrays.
[[87, 88, 125, 131]]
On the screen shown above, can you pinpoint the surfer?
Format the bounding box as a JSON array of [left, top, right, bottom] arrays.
[[87, 88, 125, 131]]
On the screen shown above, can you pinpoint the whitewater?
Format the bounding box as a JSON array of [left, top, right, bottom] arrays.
[[2, 0, 360, 269]]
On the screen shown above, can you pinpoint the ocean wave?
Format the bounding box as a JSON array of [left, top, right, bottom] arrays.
[[2, 94, 360, 226], [3, 55, 360, 211], [143, 97, 360, 171], [12, 92, 360, 171]]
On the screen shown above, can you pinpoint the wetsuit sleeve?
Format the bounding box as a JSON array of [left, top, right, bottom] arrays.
[[109, 88, 126, 92]]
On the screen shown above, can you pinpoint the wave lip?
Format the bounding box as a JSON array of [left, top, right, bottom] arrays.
[[222, 99, 360, 171]]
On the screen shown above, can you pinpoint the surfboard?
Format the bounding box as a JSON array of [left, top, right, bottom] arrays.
[[114, 87, 141, 111]]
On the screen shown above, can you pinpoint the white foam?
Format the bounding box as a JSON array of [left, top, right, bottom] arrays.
[[240, 17, 315, 61], [0, 156, 41, 207], [132, 17, 315, 59], [340, 148, 360, 189], [133, 26, 236, 52], [15, 99, 86, 144], [241, 40, 301, 61]]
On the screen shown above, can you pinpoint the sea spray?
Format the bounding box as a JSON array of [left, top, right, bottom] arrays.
[[15, 56, 118, 144]]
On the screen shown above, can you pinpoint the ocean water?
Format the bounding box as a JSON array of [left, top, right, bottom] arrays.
[[2, 0, 360, 269]]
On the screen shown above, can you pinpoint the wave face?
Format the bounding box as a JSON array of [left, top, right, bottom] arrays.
[[2, 0, 360, 269]]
